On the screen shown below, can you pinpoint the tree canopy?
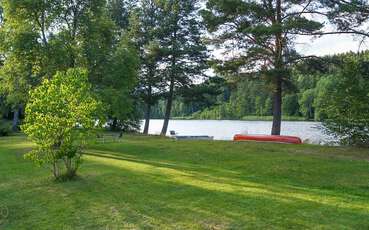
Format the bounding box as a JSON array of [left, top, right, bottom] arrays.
[[315, 53, 369, 146], [0, 0, 140, 132]]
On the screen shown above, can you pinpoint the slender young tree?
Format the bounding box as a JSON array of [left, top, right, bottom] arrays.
[[201, 0, 369, 135], [158, 0, 208, 136]]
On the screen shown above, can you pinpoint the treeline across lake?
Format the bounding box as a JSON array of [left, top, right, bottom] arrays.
[[149, 52, 369, 124]]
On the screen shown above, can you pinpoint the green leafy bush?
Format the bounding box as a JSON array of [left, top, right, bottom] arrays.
[[315, 54, 369, 147], [0, 120, 12, 136], [22, 68, 103, 180]]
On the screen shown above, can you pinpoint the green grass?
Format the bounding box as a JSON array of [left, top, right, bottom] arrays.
[[1, 135, 369, 229]]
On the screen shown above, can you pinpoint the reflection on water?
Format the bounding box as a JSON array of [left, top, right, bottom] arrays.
[[141, 119, 336, 145]]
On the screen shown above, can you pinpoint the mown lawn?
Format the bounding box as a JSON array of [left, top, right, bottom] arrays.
[[1, 135, 369, 229]]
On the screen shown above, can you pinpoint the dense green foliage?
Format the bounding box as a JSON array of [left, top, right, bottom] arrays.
[[0, 119, 11, 136], [0, 0, 139, 132], [103, 39, 140, 131], [192, 79, 274, 120], [146, 76, 227, 119], [315, 54, 369, 147], [22, 69, 102, 180], [1, 135, 369, 228]]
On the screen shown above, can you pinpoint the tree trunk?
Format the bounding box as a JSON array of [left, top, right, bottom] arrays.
[[271, 77, 282, 135], [143, 103, 151, 135], [161, 20, 179, 136], [143, 86, 153, 135], [64, 157, 76, 179], [52, 162, 59, 179], [161, 78, 174, 136], [12, 105, 20, 132], [271, 0, 283, 136], [111, 118, 118, 131]]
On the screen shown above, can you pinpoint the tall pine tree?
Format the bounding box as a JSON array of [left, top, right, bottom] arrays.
[[202, 0, 369, 135], [202, 0, 352, 135], [158, 0, 208, 135], [128, 0, 164, 134]]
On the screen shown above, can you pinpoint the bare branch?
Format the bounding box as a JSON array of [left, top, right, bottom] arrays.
[[285, 55, 322, 65], [287, 30, 369, 37]]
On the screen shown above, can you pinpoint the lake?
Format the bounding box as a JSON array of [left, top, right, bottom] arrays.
[[141, 119, 335, 144]]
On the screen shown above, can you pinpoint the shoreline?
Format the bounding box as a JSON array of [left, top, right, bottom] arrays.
[[148, 117, 316, 122]]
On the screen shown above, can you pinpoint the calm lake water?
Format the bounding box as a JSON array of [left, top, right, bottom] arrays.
[[141, 119, 335, 144]]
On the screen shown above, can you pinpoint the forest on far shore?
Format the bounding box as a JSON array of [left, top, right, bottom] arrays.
[[148, 51, 368, 122]]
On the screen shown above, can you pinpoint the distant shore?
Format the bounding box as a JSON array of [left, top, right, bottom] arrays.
[[166, 116, 313, 122]]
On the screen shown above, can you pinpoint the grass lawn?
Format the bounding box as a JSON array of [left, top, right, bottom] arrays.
[[1, 135, 369, 229]]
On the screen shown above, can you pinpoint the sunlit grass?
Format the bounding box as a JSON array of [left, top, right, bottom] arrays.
[[1, 135, 369, 229]]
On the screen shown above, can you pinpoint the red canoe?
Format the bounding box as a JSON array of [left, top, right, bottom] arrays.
[[234, 134, 302, 144]]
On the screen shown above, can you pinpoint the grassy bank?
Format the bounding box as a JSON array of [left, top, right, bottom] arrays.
[[1, 135, 369, 229]]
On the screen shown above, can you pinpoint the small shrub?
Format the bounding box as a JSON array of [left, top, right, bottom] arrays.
[[22, 68, 104, 180]]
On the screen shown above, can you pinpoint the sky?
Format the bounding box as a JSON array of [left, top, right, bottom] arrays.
[[205, 34, 368, 77], [295, 34, 369, 56]]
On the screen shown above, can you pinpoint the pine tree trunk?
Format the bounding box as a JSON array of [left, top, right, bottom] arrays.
[[271, 0, 283, 136], [271, 77, 282, 135], [12, 105, 20, 132], [161, 78, 174, 136], [161, 20, 179, 136], [143, 103, 151, 135]]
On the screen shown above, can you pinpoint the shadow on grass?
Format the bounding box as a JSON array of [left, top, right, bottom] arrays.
[[78, 159, 369, 229], [85, 146, 369, 197], [85, 151, 369, 209], [2, 136, 369, 229], [77, 149, 369, 228]]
